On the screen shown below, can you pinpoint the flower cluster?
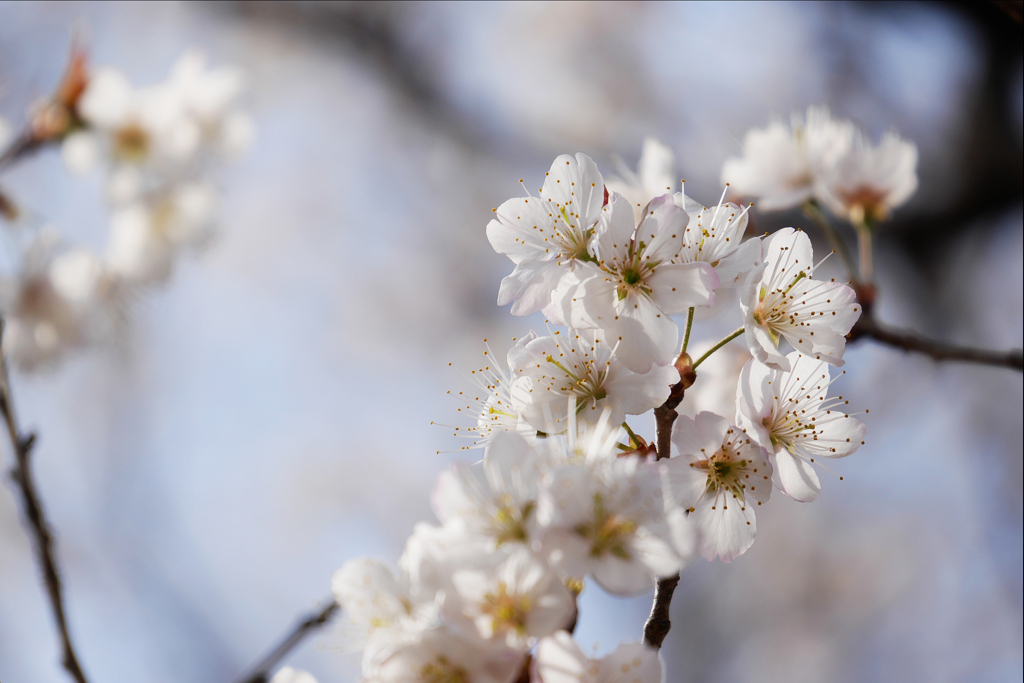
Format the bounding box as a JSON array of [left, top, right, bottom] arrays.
[[0, 50, 251, 369], [721, 106, 918, 226], [331, 140, 878, 682]]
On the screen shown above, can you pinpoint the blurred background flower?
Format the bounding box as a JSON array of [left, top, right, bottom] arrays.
[[0, 2, 1020, 682]]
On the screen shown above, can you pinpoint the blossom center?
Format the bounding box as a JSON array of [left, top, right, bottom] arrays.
[[575, 493, 637, 559], [483, 581, 531, 635], [114, 123, 150, 162], [420, 656, 469, 683], [492, 500, 535, 546]]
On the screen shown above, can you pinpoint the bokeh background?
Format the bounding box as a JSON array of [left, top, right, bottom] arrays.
[[0, 2, 1021, 682]]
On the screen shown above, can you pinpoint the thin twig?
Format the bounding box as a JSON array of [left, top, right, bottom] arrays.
[[235, 600, 340, 683], [0, 318, 90, 683], [692, 327, 744, 370], [643, 345, 692, 647], [852, 314, 1023, 371]]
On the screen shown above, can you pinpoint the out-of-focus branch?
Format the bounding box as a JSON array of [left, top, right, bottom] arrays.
[[0, 319, 90, 683], [234, 600, 340, 683], [852, 314, 1024, 371]]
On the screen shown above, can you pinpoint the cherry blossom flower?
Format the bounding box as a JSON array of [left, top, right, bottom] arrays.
[[674, 190, 761, 292], [450, 546, 575, 649], [487, 153, 604, 317], [331, 557, 439, 675], [105, 182, 217, 285], [537, 455, 698, 595], [268, 667, 318, 683], [739, 228, 860, 370], [816, 129, 918, 226], [736, 353, 867, 503], [721, 106, 853, 211], [662, 412, 771, 562], [370, 625, 523, 683], [439, 335, 537, 451], [534, 630, 662, 683], [508, 328, 677, 432], [433, 432, 545, 548], [0, 232, 117, 370], [553, 192, 718, 373], [605, 137, 677, 224]]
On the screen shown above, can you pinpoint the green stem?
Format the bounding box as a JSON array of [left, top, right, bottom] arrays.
[[681, 307, 694, 355], [803, 200, 858, 282], [692, 327, 744, 369]]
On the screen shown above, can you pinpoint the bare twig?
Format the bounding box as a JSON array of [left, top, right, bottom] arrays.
[[642, 573, 680, 649], [234, 599, 340, 683], [852, 315, 1023, 371], [642, 348, 695, 648], [0, 318, 90, 683]]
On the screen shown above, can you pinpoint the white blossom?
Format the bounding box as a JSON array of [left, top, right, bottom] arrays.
[[662, 412, 771, 563], [605, 137, 677, 224], [105, 182, 217, 285], [0, 233, 116, 370], [537, 455, 698, 595], [450, 546, 575, 649], [674, 190, 761, 291], [736, 353, 867, 503], [553, 192, 718, 373], [487, 153, 604, 317], [534, 630, 662, 683], [739, 228, 860, 371], [433, 432, 545, 548], [331, 557, 438, 675], [721, 106, 853, 211], [508, 328, 676, 433], [816, 129, 918, 226], [268, 667, 317, 683], [370, 625, 523, 683], [440, 335, 536, 451]]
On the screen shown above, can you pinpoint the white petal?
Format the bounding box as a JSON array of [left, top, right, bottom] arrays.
[[772, 448, 820, 502]]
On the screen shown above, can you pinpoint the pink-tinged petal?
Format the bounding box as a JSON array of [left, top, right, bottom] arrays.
[[603, 363, 675, 417], [745, 322, 790, 370], [692, 489, 756, 563], [713, 236, 763, 287], [597, 642, 663, 683], [535, 632, 589, 683], [594, 192, 636, 262], [802, 415, 867, 459], [540, 153, 604, 229], [605, 293, 679, 373], [647, 262, 718, 313], [486, 196, 557, 264], [772, 448, 820, 502], [497, 259, 565, 316], [660, 456, 708, 509], [636, 194, 686, 264], [591, 546, 659, 595], [552, 262, 609, 329]]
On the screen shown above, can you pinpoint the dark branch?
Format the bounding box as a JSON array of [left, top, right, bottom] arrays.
[[0, 319, 90, 683], [642, 354, 694, 647], [642, 573, 680, 649], [853, 314, 1023, 371], [234, 599, 340, 683]]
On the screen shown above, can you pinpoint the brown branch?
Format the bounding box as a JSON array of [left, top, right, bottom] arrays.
[[642, 573, 680, 649], [642, 352, 695, 648], [0, 319, 90, 683], [234, 599, 340, 683], [852, 314, 1023, 371]]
